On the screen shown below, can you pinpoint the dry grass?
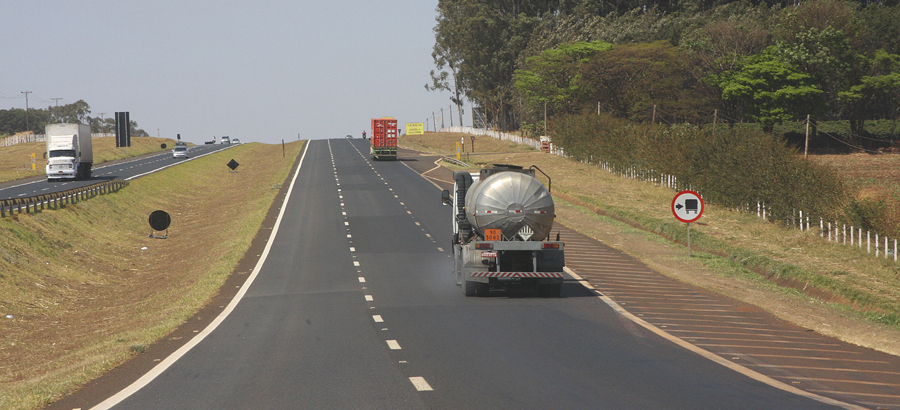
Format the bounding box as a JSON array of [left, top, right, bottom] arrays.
[[811, 152, 900, 236], [0, 137, 180, 183], [400, 132, 900, 355], [0, 141, 303, 410]]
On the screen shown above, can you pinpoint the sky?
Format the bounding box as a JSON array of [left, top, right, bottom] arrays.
[[1, 1, 464, 144]]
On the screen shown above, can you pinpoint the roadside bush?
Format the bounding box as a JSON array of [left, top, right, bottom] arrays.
[[550, 113, 848, 221]]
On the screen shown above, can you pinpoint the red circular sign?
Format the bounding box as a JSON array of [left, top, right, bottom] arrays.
[[671, 190, 704, 223]]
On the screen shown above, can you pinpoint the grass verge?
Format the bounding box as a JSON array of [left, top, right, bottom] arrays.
[[0, 141, 303, 410]]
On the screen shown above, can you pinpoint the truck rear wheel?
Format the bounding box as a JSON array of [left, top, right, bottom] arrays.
[[539, 283, 562, 298], [464, 281, 488, 297]]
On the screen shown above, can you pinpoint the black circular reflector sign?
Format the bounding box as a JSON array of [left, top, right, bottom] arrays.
[[149, 210, 171, 231]]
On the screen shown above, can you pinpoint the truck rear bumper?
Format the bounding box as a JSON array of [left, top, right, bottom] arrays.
[[464, 272, 565, 286], [371, 147, 397, 160], [470, 272, 564, 278], [47, 171, 76, 179]]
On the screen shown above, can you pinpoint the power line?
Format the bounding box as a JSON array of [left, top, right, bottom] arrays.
[[21, 91, 32, 132], [51, 98, 63, 122]]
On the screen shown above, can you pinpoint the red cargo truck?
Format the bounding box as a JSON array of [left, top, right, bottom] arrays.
[[370, 117, 398, 161]]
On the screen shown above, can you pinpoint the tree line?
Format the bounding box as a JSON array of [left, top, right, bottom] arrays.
[[429, 0, 900, 139], [0, 99, 149, 137]]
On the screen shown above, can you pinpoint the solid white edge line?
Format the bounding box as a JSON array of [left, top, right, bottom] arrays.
[[563, 267, 865, 410], [393, 147, 862, 407], [400, 160, 443, 191], [90, 141, 311, 410], [125, 145, 233, 181], [395, 147, 859, 407]]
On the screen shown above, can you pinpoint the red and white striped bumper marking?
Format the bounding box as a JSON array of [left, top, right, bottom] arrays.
[[471, 272, 564, 278]]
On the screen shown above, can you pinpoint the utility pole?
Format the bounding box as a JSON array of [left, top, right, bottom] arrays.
[[441, 107, 445, 129], [651, 104, 657, 125], [804, 114, 810, 159], [51, 98, 63, 122], [712, 109, 718, 136], [21, 91, 32, 133], [544, 100, 548, 136], [99, 113, 105, 135], [449, 105, 453, 127]]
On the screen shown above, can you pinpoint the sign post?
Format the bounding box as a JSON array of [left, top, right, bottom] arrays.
[[671, 190, 704, 257]]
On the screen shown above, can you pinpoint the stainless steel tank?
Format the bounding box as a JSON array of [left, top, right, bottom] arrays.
[[465, 170, 555, 241]]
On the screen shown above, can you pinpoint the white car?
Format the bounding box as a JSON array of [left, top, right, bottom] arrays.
[[232, 138, 241, 144], [173, 146, 189, 158]]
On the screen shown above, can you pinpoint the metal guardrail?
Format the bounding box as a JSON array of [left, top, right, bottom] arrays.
[[0, 179, 129, 217], [440, 156, 469, 167]]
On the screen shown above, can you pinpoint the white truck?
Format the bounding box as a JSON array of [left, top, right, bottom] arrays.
[[46, 123, 93, 181], [441, 164, 565, 297]]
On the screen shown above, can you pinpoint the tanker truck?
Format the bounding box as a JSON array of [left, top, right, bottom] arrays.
[[441, 164, 565, 297]]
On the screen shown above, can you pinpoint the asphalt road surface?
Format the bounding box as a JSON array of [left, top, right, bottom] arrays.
[[0, 142, 233, 200], [76, 138, 842, 410]]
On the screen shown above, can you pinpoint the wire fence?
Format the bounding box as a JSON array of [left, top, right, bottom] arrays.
[[440, 126, 543, 150], [448, 125, 899, 263], [1, 133, 115, 148]]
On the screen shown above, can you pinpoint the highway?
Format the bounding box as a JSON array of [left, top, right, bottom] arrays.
[[0, 142, 234, 200], [82, 138, 839, 409]]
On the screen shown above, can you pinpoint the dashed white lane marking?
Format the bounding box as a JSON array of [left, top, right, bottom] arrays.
[[409, 377, 434, 392], [353, 261, 360, 267], [344, 221, 349, 226], [365, 295, 373, 302], [350, 247, 355, 252], [437, 247, 444, 252], [373, 315, 384, 323], [386, 340, 401, 350], [358, 277, 366, 283]]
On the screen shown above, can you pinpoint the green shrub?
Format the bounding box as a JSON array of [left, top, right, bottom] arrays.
[[550, 113, 848, 221]]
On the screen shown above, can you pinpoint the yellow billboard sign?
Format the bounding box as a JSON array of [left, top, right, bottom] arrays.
[[406, 122, 425, 135]]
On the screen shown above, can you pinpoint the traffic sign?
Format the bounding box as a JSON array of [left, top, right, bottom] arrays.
[[672, 190, 703, 223]]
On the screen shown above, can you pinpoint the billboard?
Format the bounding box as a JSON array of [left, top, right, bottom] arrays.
[[115, 112, 130, 148], [405, 122, 424, 135]]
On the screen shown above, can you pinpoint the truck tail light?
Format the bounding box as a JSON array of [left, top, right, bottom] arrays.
[[542, 243, 560, 249], [474, 243, 492, 250]]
